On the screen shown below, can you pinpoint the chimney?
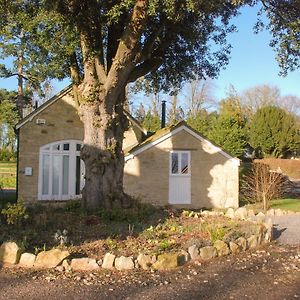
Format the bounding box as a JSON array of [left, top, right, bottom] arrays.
[[161, 100, 166, 129]]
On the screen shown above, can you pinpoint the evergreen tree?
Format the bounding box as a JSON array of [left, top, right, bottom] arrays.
[[249, 106, 299, 158], [142, 110, 160, 132], [207, 96, 247, 157]]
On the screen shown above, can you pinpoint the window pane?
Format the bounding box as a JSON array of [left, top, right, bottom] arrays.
[[52, 144, 60, 151], [63, 143, 70, 151], [52, 155, 60, 195], [62, 155, 69, 195], [42, 154, 50, 195], [181, 153, 189, 174], [76, 144, 81, 151], [171, 153, 178, 174]]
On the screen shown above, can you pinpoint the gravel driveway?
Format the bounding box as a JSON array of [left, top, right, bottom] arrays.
[[272, 215, 300, 245]]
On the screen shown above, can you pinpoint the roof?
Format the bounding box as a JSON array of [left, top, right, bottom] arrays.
[[15, 85, 147, 134], [125, 121, 240, 165]]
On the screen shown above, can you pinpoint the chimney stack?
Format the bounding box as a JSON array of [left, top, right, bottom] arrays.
[[161, 100, 166, 128]]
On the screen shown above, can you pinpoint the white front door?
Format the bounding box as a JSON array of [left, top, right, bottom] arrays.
[[169, 151, 191, 204]]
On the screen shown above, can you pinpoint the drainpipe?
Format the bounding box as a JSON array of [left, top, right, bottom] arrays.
[[161, 100, 166, 129], [15, 127, 19, 203]]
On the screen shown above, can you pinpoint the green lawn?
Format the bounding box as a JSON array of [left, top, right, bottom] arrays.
[[0, 161, 16, 189], [270, 198, 300, 212]]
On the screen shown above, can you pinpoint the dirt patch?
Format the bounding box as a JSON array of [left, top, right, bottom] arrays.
[[0, 244, 299, 300]]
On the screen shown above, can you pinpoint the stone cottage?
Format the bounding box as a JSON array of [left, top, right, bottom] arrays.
[[16, 86, 240, 209]]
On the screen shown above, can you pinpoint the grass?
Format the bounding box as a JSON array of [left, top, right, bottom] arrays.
[[0, 161, 16, 189], [270, 198, 300, 212], [242, 197, 300, 213]]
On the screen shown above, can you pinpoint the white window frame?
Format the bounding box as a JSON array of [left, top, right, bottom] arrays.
[[38, 140, 84, 201], [169, 151, 191, 176]]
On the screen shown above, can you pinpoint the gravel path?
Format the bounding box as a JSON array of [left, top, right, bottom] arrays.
[[0, 245, 300, 300], [272, 215, 300, 245]]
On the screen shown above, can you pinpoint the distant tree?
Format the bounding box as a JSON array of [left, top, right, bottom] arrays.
[[134, 103, 146, 123], [142, 110, 160, 132], [241, 84, 281, 119], [184, 78, 216, 118], [186, 109, 213, 136], [168, 94, 184, 125], [207, 93, 247, 157], [0, 89, 19, 160], [0, 2, 67, 116], [249, 106, 299, 158]]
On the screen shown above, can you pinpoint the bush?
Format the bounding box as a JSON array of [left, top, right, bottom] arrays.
[[241, 162, 289, 210], [0, 149, 17, 162], [1, 200, 29, 225]]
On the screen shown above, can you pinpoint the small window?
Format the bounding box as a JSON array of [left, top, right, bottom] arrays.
[[76, 144, 81, 151], [170, 151, 190, 175], [171, 153, 179, 174], [63, 143, 70, 151]]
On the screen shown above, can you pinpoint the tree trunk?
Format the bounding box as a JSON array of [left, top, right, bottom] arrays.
[[79, 89, 129, 209]]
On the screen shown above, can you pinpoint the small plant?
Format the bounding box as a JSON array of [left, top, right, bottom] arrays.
[[54, 229, 68, 246], [65, 200, 81, 212], [158, 239, 173, 251], [105, 237, 118, 250], [206, 225, 228, 243], [1, 200, 28, 225]]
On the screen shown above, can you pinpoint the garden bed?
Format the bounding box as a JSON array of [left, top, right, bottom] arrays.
[[0, 202, 262, 260]]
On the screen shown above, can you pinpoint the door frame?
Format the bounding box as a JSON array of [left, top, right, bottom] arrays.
[[168, 150, 191, 204]]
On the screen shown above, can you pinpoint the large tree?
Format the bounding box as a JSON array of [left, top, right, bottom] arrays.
[[1, 0, 251, 208], [259, 0, 300, 75]]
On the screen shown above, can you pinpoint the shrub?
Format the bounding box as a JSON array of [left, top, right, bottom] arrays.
[[241, 162, 289, 210], [1, 200, 29, 225]]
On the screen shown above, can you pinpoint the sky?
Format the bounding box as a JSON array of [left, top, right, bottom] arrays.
[[0, 5, 299, 103]]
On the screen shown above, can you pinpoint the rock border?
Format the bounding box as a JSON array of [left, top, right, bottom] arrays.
[[0, 206, 282, 272]]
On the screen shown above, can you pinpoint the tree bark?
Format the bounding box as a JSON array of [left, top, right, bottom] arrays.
[[79, 88, 129, 209]]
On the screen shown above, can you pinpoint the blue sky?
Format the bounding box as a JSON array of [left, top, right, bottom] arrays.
[[213, 6, 299, 100], [0, 5, 299, 101]]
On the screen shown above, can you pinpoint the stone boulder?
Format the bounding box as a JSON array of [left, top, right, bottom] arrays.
[[115, 256, 134, 271], [0, 242, 22, 265], [137, 253, 152, 270], [225, 208, 235, 219], [236, 237, 247, 251], [102, 253, 115, 269], [188, 245, 199, 260], [19, 253, 36, 268], [255, 212, 266, 222], [34, 249, 69, 268], [234, 207, 248, 220], [214, 240, 230, 256], [229, 242, 240, 254], [152, 253, 185, 270], [70, 258, 100, 271], [247, 235, 259, 249], [62, 259, 71, 271], [247, 209, 255, 218], [263, 217, 273, 242], [199, 246, 217, 260]]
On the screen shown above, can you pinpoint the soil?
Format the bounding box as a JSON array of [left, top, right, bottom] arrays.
[[1, 243, 299, 300]]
